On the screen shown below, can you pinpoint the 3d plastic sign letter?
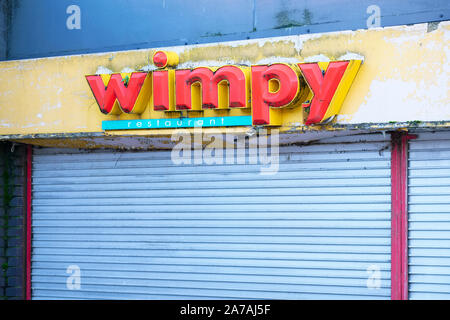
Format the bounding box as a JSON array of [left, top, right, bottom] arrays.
[[153, 70, 175, 111], [176, 68, 214, 111], [299, 60, 362, 125], [86, 58, 362, 129], [211, 66, 250, 109], [251, 64, 304, 126], [86, 72, 152, 115]]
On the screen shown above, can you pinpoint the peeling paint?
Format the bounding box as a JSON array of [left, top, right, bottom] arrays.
[[43, 102, 62, 112], [139, 64, 158, 72], [95, 66, 113, 74], [255, 56, 301, 65], [303, 54, 330, 63], [120, 67, 134, 73], [427, 21, 440, 33], [338, 52, 365, 62], [177, 59, 253, 69], [0, 121, 11, 127]]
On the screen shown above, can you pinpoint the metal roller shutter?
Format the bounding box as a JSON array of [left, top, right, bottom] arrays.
[[31, 133, 391, 299], [409, 131, 450, 299]]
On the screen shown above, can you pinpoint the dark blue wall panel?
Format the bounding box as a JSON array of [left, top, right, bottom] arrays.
[[255, 0, 448, 31], [0, 1, 8, 60], [3, 0, 450, 60]]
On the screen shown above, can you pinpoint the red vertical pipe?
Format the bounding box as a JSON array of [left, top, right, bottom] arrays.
[[26, 144, 32, 300], [391, 132, 416, 300], [391, 132, 402, 300]]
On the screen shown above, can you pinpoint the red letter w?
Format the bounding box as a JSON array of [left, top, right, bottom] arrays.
[[86, 73, 150, 115]]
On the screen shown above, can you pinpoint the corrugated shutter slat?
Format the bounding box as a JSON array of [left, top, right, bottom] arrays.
[[409, 131, 450, 299], [32, 133, 391, 299]]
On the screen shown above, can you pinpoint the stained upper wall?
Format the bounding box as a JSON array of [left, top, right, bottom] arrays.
[[2, 0, 450, 61], [0, 21, 448, 140]]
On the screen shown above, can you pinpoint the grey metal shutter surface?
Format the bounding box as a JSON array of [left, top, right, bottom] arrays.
[[409, 131, 450, 299], [31, 133, 391, 299]]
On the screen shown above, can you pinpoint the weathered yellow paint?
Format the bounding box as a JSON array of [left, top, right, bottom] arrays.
[[323, 59, 362, 120], [0, 22, 448, 139]]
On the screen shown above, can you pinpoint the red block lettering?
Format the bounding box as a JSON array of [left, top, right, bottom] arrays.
[[86, 72, 148, 114], [298, 61, 349, 125], [153, 70, 170, 111], [176, 68, 214, 110], [212, 66, 248, 108], [251, 64, 299, 125]]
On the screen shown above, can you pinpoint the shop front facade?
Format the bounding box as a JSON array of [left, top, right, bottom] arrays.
[[0, 20, 449, 300]]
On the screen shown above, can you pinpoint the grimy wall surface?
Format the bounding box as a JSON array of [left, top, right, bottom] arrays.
[[0, 142, 26, 299], [1, 0, 449, 60]]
